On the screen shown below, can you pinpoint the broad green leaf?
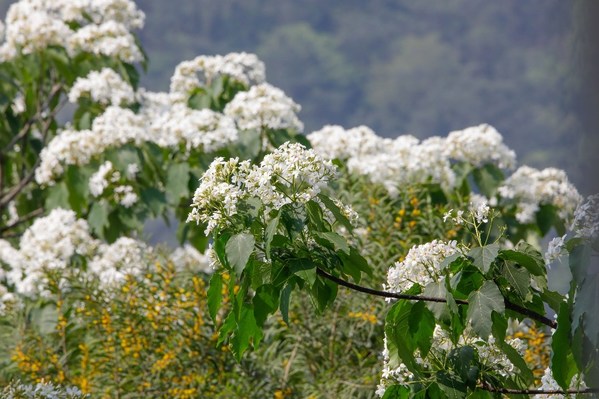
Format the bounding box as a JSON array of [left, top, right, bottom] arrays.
[[569, 244, 591, 285], [499, 247, 545, 276], [88, 201, 109, 236], [552, 302, 577, 390], [423, 281, 450, 321], [339, 247, 371, 282], [491, 313, 534, 385], [306, 200, 326, 231], [225, 233, 255, 276], [467, 243, 499, 273], [264, 212, 280, 259], [66, 165, 90, 214], [500, 264, 531, 300], [385, 301, 418, 373], [572, 273, 599, 348], [165, 163, 190, 204], [435, 371, 468, 399], [472, 164, 504, 198], [288, 258, 316, 286], [45, 181, 69, 210], [448, 346, 479, 389], [140, 187, 166, 215], [279, 281, 294, 324], [207, 272, 223, 322], [467, 281, 504, 339], [409, 301, 435, 357], [231, 304, 263, 360], [253, 285, 279, 327], [315, 231, 350, 254], [317, 193, 353, 231], [382, 385, 410, 399]]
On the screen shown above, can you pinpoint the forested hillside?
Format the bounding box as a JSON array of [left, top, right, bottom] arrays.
[[0, 0, 592, 190]]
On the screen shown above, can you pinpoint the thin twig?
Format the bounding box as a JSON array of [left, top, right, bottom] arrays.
[[481, 383, 598, 395], [316, 268, 557, 329], [0, 207, 43, 233]]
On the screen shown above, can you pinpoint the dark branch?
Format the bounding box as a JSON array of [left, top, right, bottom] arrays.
[[316, 268, 557, 329], [0, 207, 43, 233], [481, 384, 598, 395]]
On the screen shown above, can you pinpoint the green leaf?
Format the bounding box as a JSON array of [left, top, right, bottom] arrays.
[[264, 212, 280, 259], [448, 346, 479, 389], [317, 193, 353, 231], [140, 187, 167, 215], [88, 201, 110, 237], [279, 281, 294, 324], [339, 247, 371, 282], [314, 231, 350, 254], [552, 302, 577, 390], [225, 233, 255, 276], [166, 163, 190, 204], [382, 385, 410, 399], [409, 302, 435, 357], [45, 181, 69, 210], [423, 281, 450, 321], [467, 281, 504, 339], [288, 258, 316, 286], [231, 303, 263, 360], [435, 371, 468, 399], [569, 244, 591, 285], [572, 273, 599, 348], [253, 285, 279, 327], [66, 166, 90, 214], [385, 301, 418, 373], [306, 200, 326, 231], [500, 264, 531, 300], [207, 272, 223, 323], [491, 313, 534, 385], [499, 245, 545, 276], [467, 243, 499, 273], [472, 164, 504, 198]]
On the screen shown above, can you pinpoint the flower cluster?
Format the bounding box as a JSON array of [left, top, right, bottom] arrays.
[[497, 166, 582, 224], [0, 0, 144, 62], [1, 380, 87, 399], [532, 368, 587, 399], [570, 194, 599, 242], [169, 244, 214, 274], [377, 326, 525, 397], [307, 124, 390, 160], [88, 161, 138, 207], [384, 240, 459, 295], [88, 237, 149, 288], [188, 142, 339, 234], [224, 83, 303, 132], [68, 68, 136, 106], [170, 52, 266, 101], [445, 124, 516, 169], [0, 208, 98, 297]]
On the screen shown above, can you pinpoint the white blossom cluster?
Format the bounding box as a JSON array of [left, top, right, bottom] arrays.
[[384, 240, 459, 295], [151, 104, 239, 152], [224, 83, 303, 132], [532, 368, 587, 399], [307, 125, 391, 160], [36, 98, 239, 185], [544, 234, 567, 265], [570, 194, 599, 242], [445, 124, 516, 169], [444, 194, 492, 226], [0, 208, 98, 297], [377, 326, 525, 397], [88, 237, 149, 288], [68, 68, 136, 105], [0, 0, 144, 62], [170, 52, 266, 101], [188, 142, 341, 235], [497, 166, 582, 224], [308, 123, 518, 196], [88, 161, 138, 207], [169, 244, 214, 274]]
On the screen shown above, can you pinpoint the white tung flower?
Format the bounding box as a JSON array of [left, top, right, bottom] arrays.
[[68, 68, 135, 105], [67, 20, 143, 63], [224, 83, 303, 132], [544, 234, 567, 265], [169, 244, 213, 274], [498, 166, 582, 224], [88, 237, 148, 288], [307, 124, 390, 160], [384, 240, 459, 296], [570, 194, 599, 242], [445, 124, 516, 169]]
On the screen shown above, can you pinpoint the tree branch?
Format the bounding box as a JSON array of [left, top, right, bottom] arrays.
[[480, 383, 598, 395], [316, 268, 557, 329], [0, 207, 43, 234]]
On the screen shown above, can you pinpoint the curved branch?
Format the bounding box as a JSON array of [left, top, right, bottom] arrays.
[[316, 268, 557, 329], [481, 384, 598, 395]]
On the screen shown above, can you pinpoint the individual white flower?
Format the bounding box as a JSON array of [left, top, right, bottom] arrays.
[[224, 83, 303, 132], [170, 52, 265, 101], [498, 166, 582, 224], [68, 68, 135, 105], [469, 193, 491, 224], [125, 163, 139, 179], [544, 234, 567, 264], [384, 240, 459, 296], [113, 185, 138, 207], [445, 124, 516, 169]]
